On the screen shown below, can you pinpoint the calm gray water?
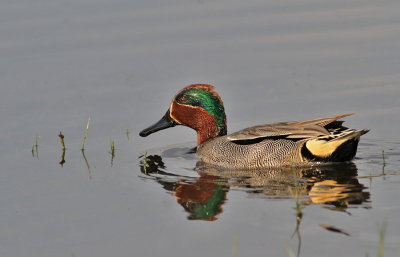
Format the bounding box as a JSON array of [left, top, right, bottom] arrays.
[[1, 0, 400, 256]]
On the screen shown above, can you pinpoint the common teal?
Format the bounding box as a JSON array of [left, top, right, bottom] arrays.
[[139, 84, 369, 168]]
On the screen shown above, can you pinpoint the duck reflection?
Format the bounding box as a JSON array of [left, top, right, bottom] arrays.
[[140, 154, 228, 221], [139, 150, 369, 221]]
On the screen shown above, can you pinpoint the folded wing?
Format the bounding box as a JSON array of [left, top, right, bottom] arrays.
[[227, 113, 354, 142]]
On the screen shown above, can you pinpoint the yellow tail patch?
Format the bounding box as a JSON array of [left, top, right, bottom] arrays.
[[305, 137, 351, 158]]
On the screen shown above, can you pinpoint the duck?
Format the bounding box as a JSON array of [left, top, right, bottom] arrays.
[[139, 84, 369, 169]]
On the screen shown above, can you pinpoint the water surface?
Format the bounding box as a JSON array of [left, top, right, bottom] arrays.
[[1, 0, 400, 256]]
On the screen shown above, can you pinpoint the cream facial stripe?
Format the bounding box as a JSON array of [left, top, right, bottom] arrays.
[[169, 101, 181, 124]]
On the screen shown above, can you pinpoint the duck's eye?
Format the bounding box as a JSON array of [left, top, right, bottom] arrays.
[[177, 95, 188, 103]]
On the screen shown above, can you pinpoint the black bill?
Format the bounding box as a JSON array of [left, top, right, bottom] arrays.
[[139, 111, 177, 137]]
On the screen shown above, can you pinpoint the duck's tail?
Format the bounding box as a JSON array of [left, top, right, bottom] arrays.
[[302, 129, 369, 162]]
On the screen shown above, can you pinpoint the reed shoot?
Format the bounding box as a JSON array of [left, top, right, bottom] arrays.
[[143, 151, 148, 174], [58, 132, 66, 166], [81, 117, 90, 150], [58, 132, 66, 150], [109, 140, 115, 166]]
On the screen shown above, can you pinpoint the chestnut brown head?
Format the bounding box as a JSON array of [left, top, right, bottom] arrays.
[[139, 84, 227, 145]]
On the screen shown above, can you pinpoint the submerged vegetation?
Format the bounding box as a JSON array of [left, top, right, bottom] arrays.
[[31, 120, 138, 168]]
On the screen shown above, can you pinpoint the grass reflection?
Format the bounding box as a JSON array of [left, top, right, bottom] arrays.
[[81, 149, 92, 180], [288, 184, 303, 257], [31, 134, 39, 158], [377, 220, 387, 257]]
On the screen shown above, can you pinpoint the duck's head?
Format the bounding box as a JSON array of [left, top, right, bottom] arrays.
[[139, 84, 227, 145]]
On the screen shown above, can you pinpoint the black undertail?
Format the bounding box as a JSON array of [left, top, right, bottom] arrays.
[[301, 138, 360, 162]]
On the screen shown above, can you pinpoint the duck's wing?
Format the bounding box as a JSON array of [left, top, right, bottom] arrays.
[[285, 113, 354, 129], [227, 113, 353, 142]]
